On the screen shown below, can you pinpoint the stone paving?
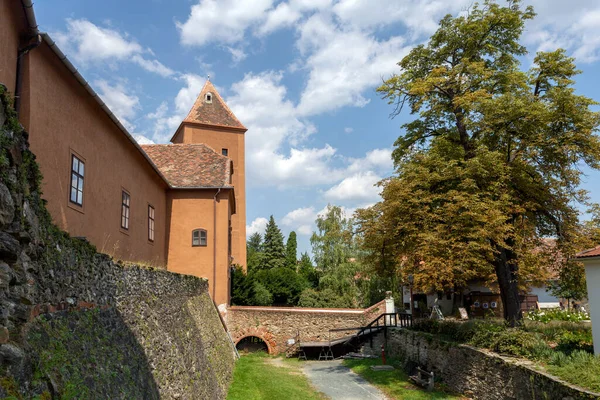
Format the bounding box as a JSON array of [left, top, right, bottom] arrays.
[[302, 360, 387, 400]]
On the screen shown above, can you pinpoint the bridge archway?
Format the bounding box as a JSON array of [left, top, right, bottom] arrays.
[[233, 327, 277, 354], [235, 335, 270, 353]]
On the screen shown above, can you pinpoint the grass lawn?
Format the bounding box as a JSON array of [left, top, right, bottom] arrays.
[[227, 353, 326, 400], [343, 358, 465, 400]]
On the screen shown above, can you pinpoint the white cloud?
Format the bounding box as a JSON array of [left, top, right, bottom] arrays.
[[227, 46, 248, 64], [524, 0, 600, 63], [247, 217, 269, 237], [95, 80, 140, 131], [134, 135, 155, 145], [177, 0, 274, 47], [131, 55, 175, 77], [227, 71, 350, 187], [347, 148, 393, 173], [295, 14, 410, 116], [53, 19, 175, 76], [282, 206, 316, 235], [259, 2, 303, 36], [323, 171, 382, 203], [344, 127, 353, 134], [146, 74, 206, 142]]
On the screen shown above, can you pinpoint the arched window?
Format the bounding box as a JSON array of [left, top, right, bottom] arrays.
[[192, 229, 207, 247], [205, 92, 213, 103]]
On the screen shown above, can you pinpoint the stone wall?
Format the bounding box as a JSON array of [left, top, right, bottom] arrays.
[[0, 85, 236, 399], [226, 300, 386, 354], [365, 328, 600, 400]]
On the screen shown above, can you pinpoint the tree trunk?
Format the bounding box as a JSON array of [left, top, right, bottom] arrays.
[[492, 241, 523, 327]]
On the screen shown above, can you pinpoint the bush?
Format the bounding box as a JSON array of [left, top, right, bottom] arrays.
[[556, 331, 594, 354], [525, 309, 590, 323]]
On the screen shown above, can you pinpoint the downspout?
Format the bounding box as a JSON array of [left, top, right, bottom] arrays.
[[213, 188, 221, 300], [16, 0, 41, 116], [15, 34, 41, 116]]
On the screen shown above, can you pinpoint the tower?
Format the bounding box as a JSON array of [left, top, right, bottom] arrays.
[[170, 80, 247, 269]]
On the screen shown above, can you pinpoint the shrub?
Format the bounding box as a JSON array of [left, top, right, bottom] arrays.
[[525, 309, 590, 323], [556, 331, 594, 354]]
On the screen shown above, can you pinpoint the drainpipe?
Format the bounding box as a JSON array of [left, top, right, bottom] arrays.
[[15, 34, 41, 116], [213, 188, 221, 300]]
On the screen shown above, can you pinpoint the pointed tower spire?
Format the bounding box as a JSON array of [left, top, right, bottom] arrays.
[[182, 80, 246, 130]]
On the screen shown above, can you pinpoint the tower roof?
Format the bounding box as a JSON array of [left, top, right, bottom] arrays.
[[183, 80, 246, 130], [141, 144, 232, 188]]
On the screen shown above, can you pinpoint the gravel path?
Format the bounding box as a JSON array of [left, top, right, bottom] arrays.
[[302, 360, 388, 400]]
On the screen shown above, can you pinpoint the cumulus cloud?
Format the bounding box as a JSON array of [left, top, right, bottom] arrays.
[[177, 0, 274, 46], [524, 0, 600, 63], [53, 19, 175, 76], [94, 80, 140, 131], [146, 74, 206, 142], [282, 207, 317, 235], [295, 14, 411, 116], [247, 217, 269, 237], [323, 171, 382, 203]]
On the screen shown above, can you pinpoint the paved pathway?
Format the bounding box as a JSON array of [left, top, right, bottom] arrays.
[[302, 360, 388, 400]]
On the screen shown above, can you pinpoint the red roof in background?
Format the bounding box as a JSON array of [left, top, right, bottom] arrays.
[[576, 246, 600, 259], [141, 144, 232, 188], [183, 80, 246, 130]]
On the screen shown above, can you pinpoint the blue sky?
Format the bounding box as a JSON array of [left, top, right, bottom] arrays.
[[34, 0, 600, 256]]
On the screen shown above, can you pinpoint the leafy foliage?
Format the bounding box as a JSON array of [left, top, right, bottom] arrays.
[[358, 0, 600, 325], [298, 252, 319, 289]]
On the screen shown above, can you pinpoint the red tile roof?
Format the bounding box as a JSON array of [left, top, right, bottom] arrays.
[[576, 246, 600, 259], [141, 144, 232, 188], [183, 81, 246, 130]]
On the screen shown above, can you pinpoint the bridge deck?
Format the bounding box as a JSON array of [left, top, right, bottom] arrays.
[[298, 327, 384, 348]]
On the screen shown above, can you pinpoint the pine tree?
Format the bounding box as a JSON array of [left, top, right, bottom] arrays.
[[262, 215, 286, 269], [285, 231, 298, 269], [298, 252, 319, 288], [246, 232, 264, 272]]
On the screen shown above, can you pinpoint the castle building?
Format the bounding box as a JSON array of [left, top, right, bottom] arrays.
[[0, 0, 245, 306]]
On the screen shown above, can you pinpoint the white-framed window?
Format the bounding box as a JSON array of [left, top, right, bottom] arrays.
[[192, 229, 207, 247]]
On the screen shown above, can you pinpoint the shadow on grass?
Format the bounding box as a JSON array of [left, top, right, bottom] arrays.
[[343, 358, 465, 400]]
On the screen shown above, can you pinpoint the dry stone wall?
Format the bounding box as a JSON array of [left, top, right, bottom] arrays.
[[365, 328, 600, 400], [0, 85, 236, 399]]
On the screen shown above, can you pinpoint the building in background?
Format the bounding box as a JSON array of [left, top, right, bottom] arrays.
[[0, 0, 245, 306]]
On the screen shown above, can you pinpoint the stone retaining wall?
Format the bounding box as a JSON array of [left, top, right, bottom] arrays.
[[0, 85, 236, 399], [365, 328, 600, 400]]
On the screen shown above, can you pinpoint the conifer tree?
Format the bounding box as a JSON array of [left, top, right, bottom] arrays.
[[246, 232, 264, 272], [285, 231, 298, 269], [262, 215, 286, 269]]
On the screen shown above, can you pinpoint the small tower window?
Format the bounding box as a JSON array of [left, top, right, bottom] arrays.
[[222, 148, 228, 156], [205, 93, 213, 103], [192, 229, 207, 247]]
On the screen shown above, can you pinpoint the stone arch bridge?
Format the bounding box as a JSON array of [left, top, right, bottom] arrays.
[[222, 300, 389, 354]]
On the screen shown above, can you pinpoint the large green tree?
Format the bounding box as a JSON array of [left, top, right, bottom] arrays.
[[262, 215, 286, 269], [285, 231, 298, 269], [361, 0, 600, 325]]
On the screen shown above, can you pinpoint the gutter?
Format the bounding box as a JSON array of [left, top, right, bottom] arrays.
[[41, 34, 171, 187], [213, 188, 221, 299], [18, 1, 171, 188]]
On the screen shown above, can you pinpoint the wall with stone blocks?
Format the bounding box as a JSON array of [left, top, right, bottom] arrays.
[[226, 300, 386, 354], [365, 328, 600, 400], [0, 85, 236, 399]]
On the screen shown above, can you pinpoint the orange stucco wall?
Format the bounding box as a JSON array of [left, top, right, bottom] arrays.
[[166, 189, 233, 306], [174, 124, 247, 269], [0, 0, 27, 94], [24, 42, 168, 265]]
